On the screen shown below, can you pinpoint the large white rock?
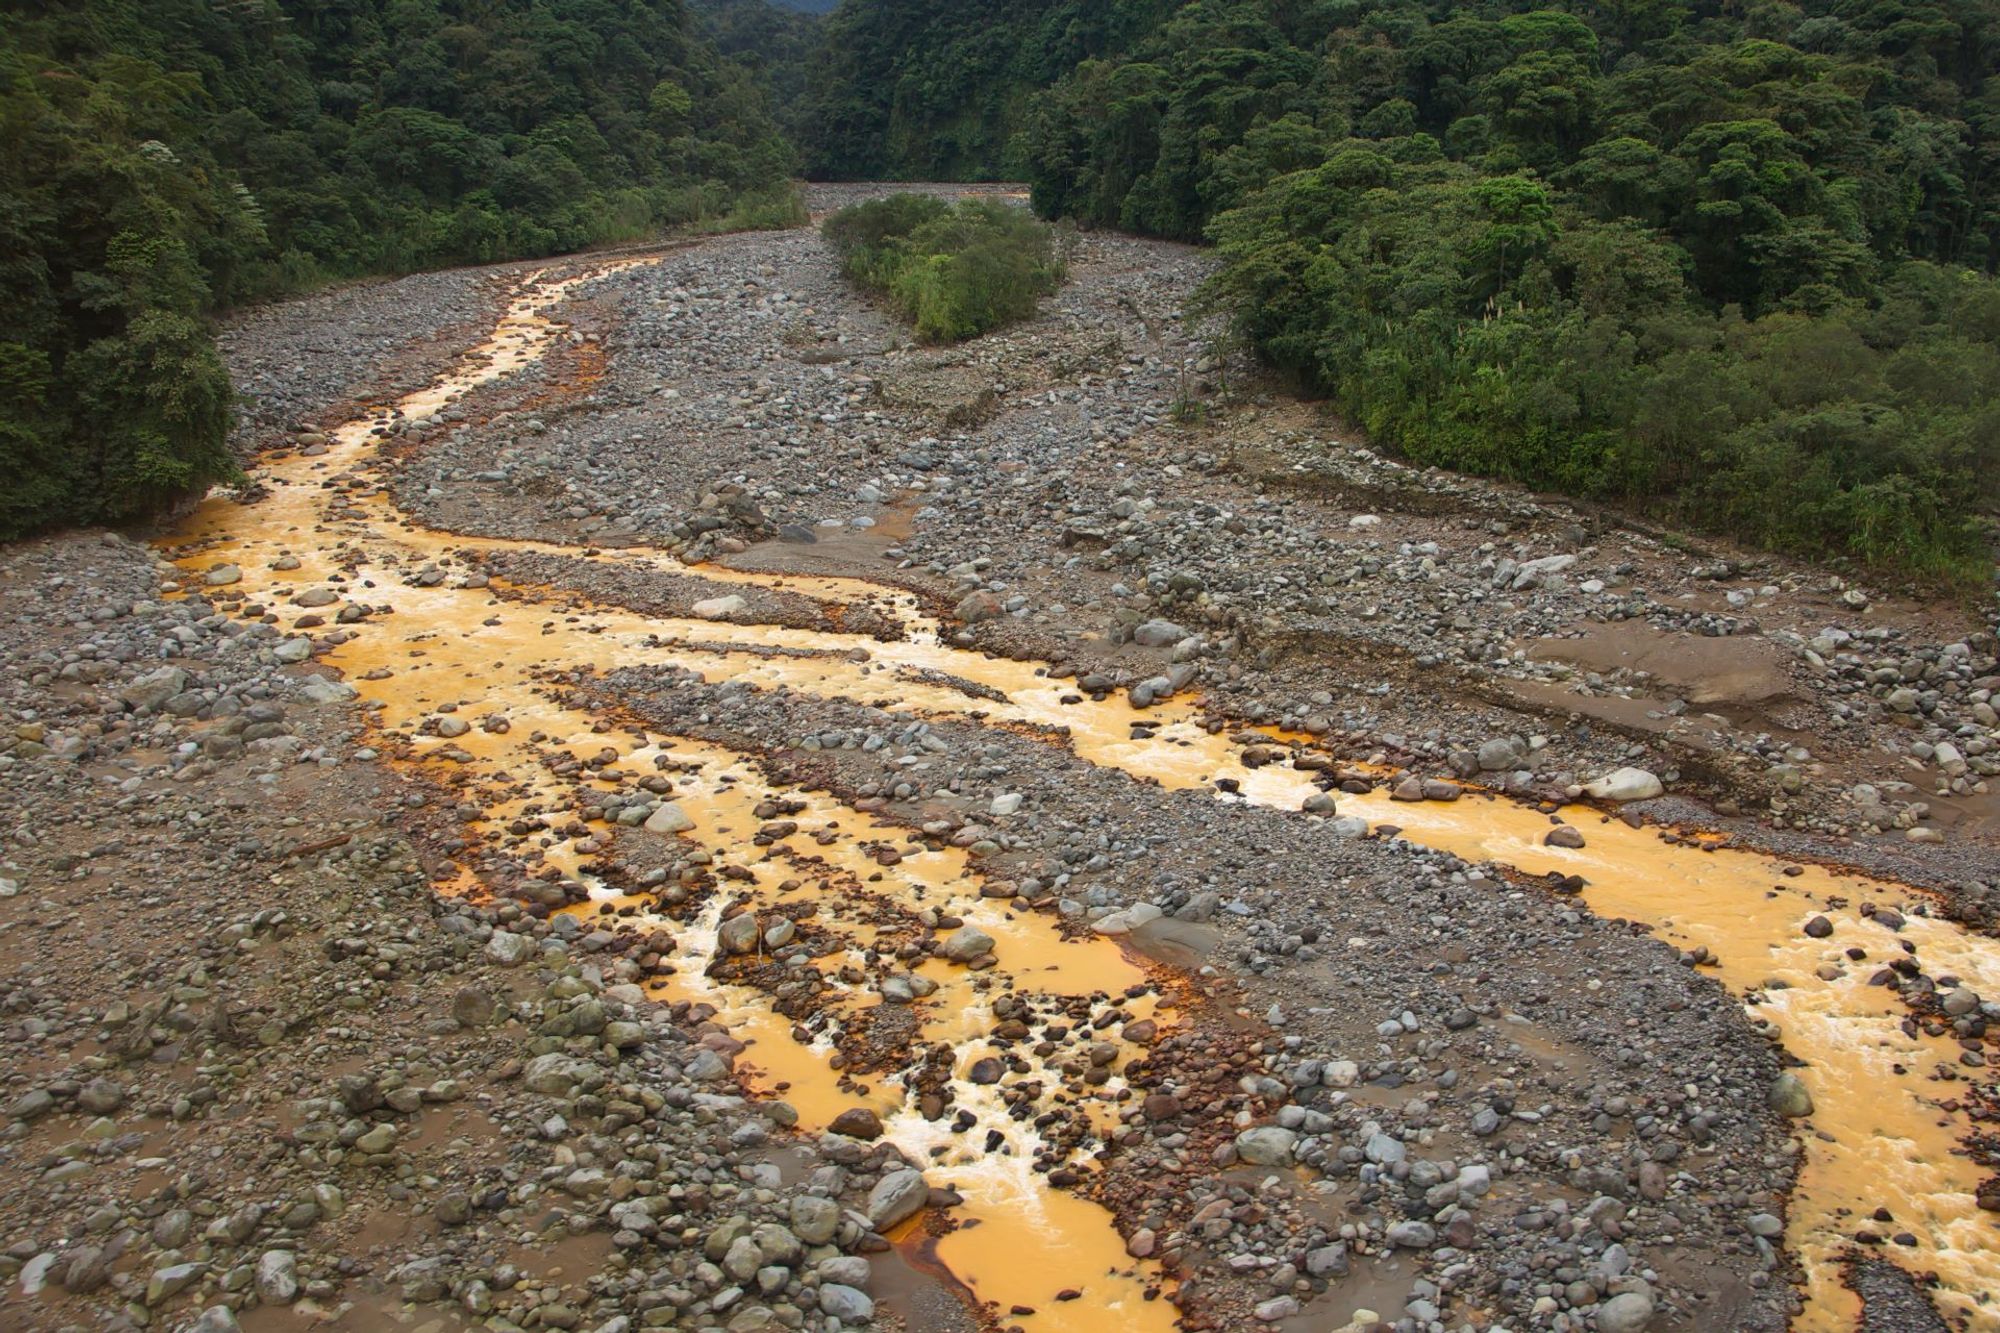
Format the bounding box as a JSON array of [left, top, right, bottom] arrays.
[[254, 1250, 299, 1304], [1091, 902, 1165, 935], [1595, 1290, 1656, 1333], [1582, 767, 1664, 801], [120, 665, 189, 711], [1132, 619, 1189, 648], [1234, 1126, 1298, 1165], [691, 594, 748, 620], [297, 677, 356, 704], [485, 930, 535, 966], [644, 802, 694, 834], [939, 925, 995, 963], [1509, 553, 1576, 589]]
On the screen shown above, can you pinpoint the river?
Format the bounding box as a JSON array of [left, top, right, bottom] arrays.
[[161, 260, 2000, 1331]]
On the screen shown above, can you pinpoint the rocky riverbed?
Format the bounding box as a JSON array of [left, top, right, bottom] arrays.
[[1, 186, 1995, 1333]]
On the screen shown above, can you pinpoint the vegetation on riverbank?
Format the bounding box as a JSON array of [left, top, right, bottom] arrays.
[[824, 195, 1068, 341], [7, 0, 1998, 575], [793, 0, 2000, 577], [1, 0, 797, 540], [1203, 159, 1999, 577]]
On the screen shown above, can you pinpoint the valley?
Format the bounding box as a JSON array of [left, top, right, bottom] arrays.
[[1, 187, 1996, 1333]]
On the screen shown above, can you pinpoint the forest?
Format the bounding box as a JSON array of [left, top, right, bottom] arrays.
[[798, 0, 2000, 576], [1, 0, 795, 539], [5, 0, 1998, 575]]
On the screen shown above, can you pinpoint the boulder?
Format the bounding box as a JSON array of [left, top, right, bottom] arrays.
[[644, 802, 694, 834], [954, 590, 1003, 623], [1090, 903, 1164, 935], [692, 594, 749, 620], [818, 1285, 874, 1322], [1132, 619, 1189, 648], [1234, 1126, 1298, 1166], [523, 1054, 591, 1096], [938, 925, 995, 963], [298, 678, 356, 705], [717, 913, 762, 956], [1385, 1220, 1436, 1248], [1583, 767, 1664, 801], [76, 1078, 125, 1114], [866, 1169, 929, 1229], [828, 1108, 883, 1140], [121, 666, 190, 712], [485, 930, 535, 966], [1508, 552, 1577, 589], [791, 1195, 840, 1245], [1305, 1243, 1349, 1277], [1596, 1290, 1656, 1333], [255, 1251, 298, 1304], [1942, 987, 1981, 1017], [1769, 1071, 1814, 1118]]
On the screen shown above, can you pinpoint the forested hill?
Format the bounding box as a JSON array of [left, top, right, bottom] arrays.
[[800, 0, 1999, 262], [800, 0, 2000, 575], [4, 0, 1996, 576], [1, 0, 795, 539]]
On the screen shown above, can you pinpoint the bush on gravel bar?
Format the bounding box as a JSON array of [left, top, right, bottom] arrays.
[[823, 195, 1067, 342]]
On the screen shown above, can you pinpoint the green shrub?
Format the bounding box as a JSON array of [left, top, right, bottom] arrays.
[[823, 195, 1066, 341]]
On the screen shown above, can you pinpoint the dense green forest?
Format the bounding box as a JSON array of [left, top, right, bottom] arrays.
[[0, 0, 796, 539], [824, 193, 1068, 339], [799, 0, 2000, 575], [5, 0, 1997, 574], [694, 0, 822, 146], [798, 0, 1169, 179]]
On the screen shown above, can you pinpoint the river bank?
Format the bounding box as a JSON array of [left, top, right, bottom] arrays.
[[0, 186, 1993, 1333]]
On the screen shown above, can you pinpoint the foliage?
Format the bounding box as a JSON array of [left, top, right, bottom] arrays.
[[799, 0, 2000, 574], [1, 0, 798, 540], [693, 0, 823, 146], [798, 0, 1174, 180], [1205, 160, 1999, 575], [824, 195, 1067, 341]]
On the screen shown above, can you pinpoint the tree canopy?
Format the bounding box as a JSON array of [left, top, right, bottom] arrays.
[[7, 0, 1998, 573], [790, 0, 2000, 575], [1, 0, 796, 538]]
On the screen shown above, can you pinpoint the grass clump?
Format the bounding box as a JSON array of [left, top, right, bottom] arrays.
[[823, 195, 1066, 342]]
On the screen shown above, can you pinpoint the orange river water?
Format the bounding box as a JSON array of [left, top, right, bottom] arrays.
[[159, 262, 1999, 1331]]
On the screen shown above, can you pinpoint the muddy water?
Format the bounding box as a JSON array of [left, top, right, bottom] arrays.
[[162, 264, 2000, 1331]]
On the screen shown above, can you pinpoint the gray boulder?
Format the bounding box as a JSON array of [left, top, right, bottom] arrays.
[[1234, 1126, 1298, 1166], [866, 1169, 929, 1229]]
